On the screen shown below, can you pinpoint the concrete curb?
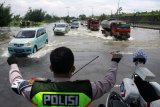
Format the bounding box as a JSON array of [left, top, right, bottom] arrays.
[[132, 25, 160, 30]]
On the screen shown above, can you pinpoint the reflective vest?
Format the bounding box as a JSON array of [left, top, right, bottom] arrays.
[[30, 80, 93, 107]]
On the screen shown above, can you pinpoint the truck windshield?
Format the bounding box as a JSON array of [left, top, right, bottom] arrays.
[[117, 22, 130, 28], [91, 21, 99, 24], [15, 30, 36, 38]]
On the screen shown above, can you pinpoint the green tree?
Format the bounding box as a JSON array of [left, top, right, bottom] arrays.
[[62, 15, 70, 23], [13, 15, 22, 21], [52, 15, 60, 22], [44, 14, 52, 22], [24, 8, 45, 22], [99, 13, 107, 21], [44, 14, 60, 23], [0, 2, 12, 26], [45, 14, 52, 20], [11, 15, 22, 26], [79, 14, 86, 20]]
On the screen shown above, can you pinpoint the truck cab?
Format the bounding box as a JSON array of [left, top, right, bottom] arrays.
[[101, 19, 130, 40], [87, 18, 100, 31]]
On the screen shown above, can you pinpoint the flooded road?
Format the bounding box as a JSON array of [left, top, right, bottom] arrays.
[[0, 23, 160, 107]]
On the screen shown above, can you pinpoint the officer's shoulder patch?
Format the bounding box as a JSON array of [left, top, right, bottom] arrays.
[[28, 79, 35, 84], [35, 77, 51, 83], [11, 79, 32, 95]]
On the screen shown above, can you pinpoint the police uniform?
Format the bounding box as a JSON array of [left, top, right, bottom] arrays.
[[31, 80, 92, 107], [9, 62, 118, 107]]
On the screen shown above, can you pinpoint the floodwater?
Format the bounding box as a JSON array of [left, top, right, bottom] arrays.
[[0, 23, 160, 107]]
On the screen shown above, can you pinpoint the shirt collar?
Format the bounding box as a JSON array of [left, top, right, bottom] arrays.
[[53, 77, 71, 82]]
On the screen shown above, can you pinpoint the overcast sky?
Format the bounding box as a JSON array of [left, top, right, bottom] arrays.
[[2, 0, 160, 17]]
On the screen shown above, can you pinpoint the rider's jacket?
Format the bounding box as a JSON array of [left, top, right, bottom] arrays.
[[30, 79, 93, 107]]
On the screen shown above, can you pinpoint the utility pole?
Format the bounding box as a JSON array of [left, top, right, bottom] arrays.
[[66, 7, 70, 16], [111, 10, 113, 18], [89, 6, 94, 17], [92, 7, 93, 17], [117, 0, 123, 19], [118, 0, 120, 14], [117, 0, 120, 19], [66, 7, 70, 23]]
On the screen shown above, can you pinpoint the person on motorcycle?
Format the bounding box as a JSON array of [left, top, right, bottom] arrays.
[[133, 49, 147, 64], [106, 49, 149, 107], [7, 46, 122, 107]]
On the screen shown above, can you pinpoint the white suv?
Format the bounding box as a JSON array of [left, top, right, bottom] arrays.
[[53, 23, 70, 35]]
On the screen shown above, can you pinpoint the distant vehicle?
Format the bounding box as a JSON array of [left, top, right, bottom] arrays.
[[87, 18, 100, 31], [71, 22, 79, 29], [80, 21, 83, 25], [80, 20, 87, 26], [101, 19, 130, 40], [106, 50, 160, 107], [8, 27, 48, 55], [71, 18, 78, 22], [53, 23, 70, 35]]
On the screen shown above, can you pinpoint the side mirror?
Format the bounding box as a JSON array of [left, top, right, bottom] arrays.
[[13, 35, 16, 37], [53, 24, 56, 30]]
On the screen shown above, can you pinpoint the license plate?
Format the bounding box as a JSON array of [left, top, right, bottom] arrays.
[[14, 49, 24, 53]]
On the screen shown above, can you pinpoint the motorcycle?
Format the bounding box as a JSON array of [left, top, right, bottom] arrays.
[[106, 49, 160, 107]]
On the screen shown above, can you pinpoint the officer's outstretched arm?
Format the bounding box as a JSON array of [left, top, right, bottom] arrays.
[[91, 53, 122, 100], [91, 62, 118, 100], [7, 55, 32, 99]]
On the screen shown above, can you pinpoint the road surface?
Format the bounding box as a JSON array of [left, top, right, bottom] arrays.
[[0, 23, 160, 107]]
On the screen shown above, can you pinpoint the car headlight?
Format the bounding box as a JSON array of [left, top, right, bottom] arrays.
[[54, 29, 58, 31], [25, 41, 32, 46]]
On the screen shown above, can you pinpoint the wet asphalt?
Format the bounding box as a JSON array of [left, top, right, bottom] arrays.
[[0, 23, 160, 107]]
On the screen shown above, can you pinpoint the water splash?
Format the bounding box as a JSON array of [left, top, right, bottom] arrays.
[[28, 47, 52, 58], [28, 41, 69, 58], [1, 48, 10, 57], [128, 37, 134, 41], [1, 41, 69, 59]]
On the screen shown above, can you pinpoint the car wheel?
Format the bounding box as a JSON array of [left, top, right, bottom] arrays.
[[45, 39, 48, 44], [33, 46, 37, 53]]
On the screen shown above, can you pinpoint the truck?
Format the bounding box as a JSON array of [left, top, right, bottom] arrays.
[[101, 19, 130, 40], [87, 18, 100, 31]]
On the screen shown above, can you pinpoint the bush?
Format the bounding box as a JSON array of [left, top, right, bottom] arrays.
[[0, 3, 12, 27]]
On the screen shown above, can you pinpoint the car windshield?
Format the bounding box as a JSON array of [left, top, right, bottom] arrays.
[[72, 23, 78, 25], [56, 24, 66, 28], [15, 30, 36, 38]]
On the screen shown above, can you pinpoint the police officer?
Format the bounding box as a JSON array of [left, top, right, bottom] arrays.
[[8, 46, 122, 107]]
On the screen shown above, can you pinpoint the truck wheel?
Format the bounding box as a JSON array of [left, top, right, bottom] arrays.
[[127, 35, 130, 39], [123, 35, 130, 40], [105, 31, 110, 37], [114, 35, 120, 41]]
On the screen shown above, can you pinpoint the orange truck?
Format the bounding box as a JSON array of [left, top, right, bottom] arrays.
[[101, 19, 130, 40], [87, 18, 100, 31]]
